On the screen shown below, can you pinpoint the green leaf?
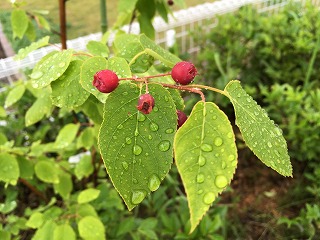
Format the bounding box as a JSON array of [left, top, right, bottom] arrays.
[[11, 9, 29, 39], [99, 82, 177, 210], [17, 156, 34, 179], [77, 189, 101, 204], [54, 123, 80, 149], [0, 153, 20, 185], [4, 84, 26, 108], [0, 230, 10, 240], [30, 49, 73, 89], [80, 56, 108, 103], [86, 41, 109, 57], [35, 161, 59, 184], [77, 127, 95, 149], [26, 212, 44, 229], [14, 36, 50, 61], [25, 89, 52, 126], [156, 1, 169, 22], [224, 80, 292, 177], [114, 0, 139, 27], [139, 34, 180, 67], [51, 60, 90, 109], [25, 21, 36, 41], [33, 220, 57, 240], [174, 101, 237, 233], [74, 154, 94, 180], [78, 216, 105, 240], [37, 15, 51, 31], [0, 106, 6, 118], [53, 224, 76, 240], [137, 0, 156, 39], [54, 172, 73, 199]]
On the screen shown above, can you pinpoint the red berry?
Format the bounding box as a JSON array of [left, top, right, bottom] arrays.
[[92, 70, 119, 93], [171, 61, 197, 85], [137, 93, 155, 114], [177, 110, 188, 128], [167, 0, 174, 6]]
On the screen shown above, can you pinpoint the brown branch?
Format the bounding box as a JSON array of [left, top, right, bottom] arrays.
[[19, 178, 48, 203]]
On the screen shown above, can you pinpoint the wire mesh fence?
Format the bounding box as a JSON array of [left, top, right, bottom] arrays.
[[0, 0, 319, 91]]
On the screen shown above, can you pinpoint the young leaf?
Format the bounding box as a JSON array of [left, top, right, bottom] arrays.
[[78, 216, 105, 240], [11, 9, 29, 39], [0, 153, 20, 185], [54, 123, 80, 149], [224, 80, 292, 177], [86, 41, 109, 57], [174, 101, 237, 233], [14, 36, 50, 61], [75, 155, 94, 180], [98, 82, 177, 210], [30, 49, 73, 89], [77, 189, 101, 204], [53, 224, 76, 240], [54, 172, 73, 199], [4, 84, 26, 108], [35, 161, 59, 184], [25, 88, 52, 127], [51, 60, 90, 109]]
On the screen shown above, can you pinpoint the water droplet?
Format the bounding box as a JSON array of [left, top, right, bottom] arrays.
[[125, 137, 132, 144], [203, 192, 215, 204], [165, 128, 174, 134], [214, 137, 223, 147], [150, 122, 159, 132], [196, 173, 205, 183], [227, 132, 233, 139], [134, 129, 139, 136], [137, 113, 146, 122], [201, 144, 213, 152], [133, 145, 142, 155], [198, 156, 206, 166], [122, 161, 128, 170], [215, 175, 228, 188], [122, 92, 128, 96], [158, 140, 171, 152], [148, 174, 161, 192], [267, 142, 272, 148], [153, 106, 159, 112], [221, 161, 226, 169], [246, 97, 251, 103], [197, 189, 204, 195], [148, 135, 153, 140], [112, 136, 117, 140], [59, 62, 66, 68], [212, 115, 217, 120], [117, 124, 124, 129], [30, 71, 43, 79], [131, 190, 146, 204], [231, 160, 237, 167], [228, 154, 235, 161], [164, 96, 169, 102]]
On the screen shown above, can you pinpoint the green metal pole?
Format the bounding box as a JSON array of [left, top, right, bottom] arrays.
[[100, 0, 108, 33]]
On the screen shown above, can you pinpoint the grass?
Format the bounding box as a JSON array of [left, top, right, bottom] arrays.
[[2, 0, 213, 39]]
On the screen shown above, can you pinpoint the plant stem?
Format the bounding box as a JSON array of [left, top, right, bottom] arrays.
[[119, 73, 171, 81], [161, 83, 206, 102], [58, 0, 67, 49], [305, 34, 320, 90], [99, 0, 107, 33], [187, 84, 228, 97], [19, 178, 48, 203]]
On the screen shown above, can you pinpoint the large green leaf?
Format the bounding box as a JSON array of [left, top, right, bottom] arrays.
[[30, 49, 73, 89], [0, 153, 20, 185], [53, 224, 76, 240], [174, 101, 237, 233], [224, 80, 292, 177], [51, 60, 90, 109], [34, 161, 59, 184], [11, 9, 29, 39], [99, 82, 177, 210], [4, 84, 26, 108]]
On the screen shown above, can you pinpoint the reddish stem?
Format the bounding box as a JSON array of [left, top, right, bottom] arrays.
[[119, 73, 171, 81], [161, 83, 206, 102]]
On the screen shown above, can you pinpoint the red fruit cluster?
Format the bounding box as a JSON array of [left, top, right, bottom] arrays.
[[93, 70, 119, 93], [171, 61, 197, 85], [137, 93, 155, 114]]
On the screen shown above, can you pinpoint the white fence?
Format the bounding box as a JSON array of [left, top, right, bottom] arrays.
[[0, 0, 319, 91]]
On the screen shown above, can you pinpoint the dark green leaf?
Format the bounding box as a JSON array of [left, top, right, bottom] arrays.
[[174, 101, 237, 233], [51, 60, 90, 109], [224, 80, 292, 177], [99, 82, 177, 210]]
